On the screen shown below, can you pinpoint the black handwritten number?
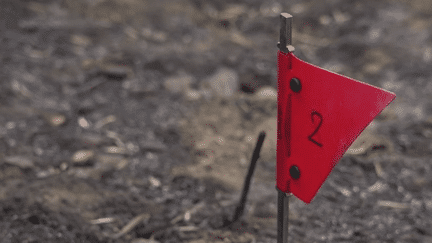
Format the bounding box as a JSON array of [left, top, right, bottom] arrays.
[[308, 111, 323, 147]]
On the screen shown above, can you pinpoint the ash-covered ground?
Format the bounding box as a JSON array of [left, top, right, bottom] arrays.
[[0, 0, 431, 242]]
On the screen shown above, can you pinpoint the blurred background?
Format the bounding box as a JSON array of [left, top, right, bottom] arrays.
[[0, 0, 431, 242]]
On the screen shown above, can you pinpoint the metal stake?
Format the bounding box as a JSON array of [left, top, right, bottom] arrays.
[[277, 12, 295, 243]]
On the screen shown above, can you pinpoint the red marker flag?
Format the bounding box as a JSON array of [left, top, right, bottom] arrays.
[[277, 51, 396, 204]]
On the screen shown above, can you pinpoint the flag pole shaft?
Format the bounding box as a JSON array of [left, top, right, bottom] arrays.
[[277, 12, 294, 243], [277, 189, 290, 243]]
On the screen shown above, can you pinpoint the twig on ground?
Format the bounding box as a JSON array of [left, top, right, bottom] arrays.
[[377, 200, 409, 209], [110, 213, 151, 239], [171, 201, 206, 224], [90, 217, 115, 225]]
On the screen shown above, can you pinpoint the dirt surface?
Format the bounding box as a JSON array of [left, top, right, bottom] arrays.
[[0, 0, 431, 242]]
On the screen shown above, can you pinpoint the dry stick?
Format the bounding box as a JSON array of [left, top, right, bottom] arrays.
[[231, 131, 266, 223], [110, 213, 151, 239]]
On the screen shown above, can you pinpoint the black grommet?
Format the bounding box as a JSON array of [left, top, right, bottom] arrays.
[[290, 165, 300, 180], [290, 78, 301, 93]]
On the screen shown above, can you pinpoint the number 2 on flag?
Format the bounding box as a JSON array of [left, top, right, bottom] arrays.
[[284, 92, 323, 159], [308, 111, 323, 147]]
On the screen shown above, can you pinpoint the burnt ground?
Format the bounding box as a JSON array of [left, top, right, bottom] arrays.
[[0, 0, 432, 242]]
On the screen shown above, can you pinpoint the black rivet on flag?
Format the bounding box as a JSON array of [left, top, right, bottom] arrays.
[[290, 165, 300, 180], [290, 78, 301, 93]]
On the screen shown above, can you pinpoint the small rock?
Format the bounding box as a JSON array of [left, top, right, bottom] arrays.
[[71, 150, 95, 165], [184, 89, 202, 101], [42, 112, 66, 127], [78, 116, 91, 129], [60, 162, 68, 171], [149, 176, 161, 188], [36, 166, 60, 178], [102, 146, 127, 154], [207, 67, 239, 98], [254, 86, 277, 101]]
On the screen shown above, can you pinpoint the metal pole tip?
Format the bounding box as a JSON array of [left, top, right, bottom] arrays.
[[278, 13, 295, 53]]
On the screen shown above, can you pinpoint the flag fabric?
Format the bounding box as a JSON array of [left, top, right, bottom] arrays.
[[277, 50, 396, 204]]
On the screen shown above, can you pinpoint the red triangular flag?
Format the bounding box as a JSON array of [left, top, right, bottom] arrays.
[[277, 51, 396, 204]]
